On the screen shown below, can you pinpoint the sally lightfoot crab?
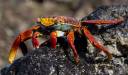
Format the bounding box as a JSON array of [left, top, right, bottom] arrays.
[[8, 16, 123, 64]]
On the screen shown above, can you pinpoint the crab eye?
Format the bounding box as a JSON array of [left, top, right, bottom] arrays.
[[40, 18, 55, 27]]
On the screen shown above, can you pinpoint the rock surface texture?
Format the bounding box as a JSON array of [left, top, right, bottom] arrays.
[[1, 5, 128, 75]]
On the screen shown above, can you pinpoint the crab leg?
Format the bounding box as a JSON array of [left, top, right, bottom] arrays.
[[67, 31, 79, 64], [82, 27, 112, 60], [8, 25, 40, 63], [82, 18, 123, 25], [50, 31, 57, 48]]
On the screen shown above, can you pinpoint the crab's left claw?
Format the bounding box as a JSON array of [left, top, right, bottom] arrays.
[[32, 32, 42, 48], [8, 25, 40, 64]]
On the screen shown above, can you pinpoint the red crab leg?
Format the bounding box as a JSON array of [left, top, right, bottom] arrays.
[[8, 25, 40, 63], [50, 31, 57, 48], [82, 18, 123, 25], [82, 27, 112, 60], [32, 32, 41, 48], [67, 31, 79, 64]]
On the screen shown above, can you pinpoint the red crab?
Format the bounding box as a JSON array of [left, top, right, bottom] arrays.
[[8, 16, 123, 64]]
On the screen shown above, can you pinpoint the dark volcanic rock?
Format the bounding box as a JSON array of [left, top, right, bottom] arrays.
[[0, 47, 96, 75], [1, 5, 128, 75]]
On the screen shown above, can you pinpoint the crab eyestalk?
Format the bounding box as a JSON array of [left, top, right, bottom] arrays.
[[8, 25, 40, 64]]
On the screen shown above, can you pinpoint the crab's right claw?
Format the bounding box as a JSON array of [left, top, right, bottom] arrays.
[[8, 25, 40, 64], [8, 36, 21, 64]]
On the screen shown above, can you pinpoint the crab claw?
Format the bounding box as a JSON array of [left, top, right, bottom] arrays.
[[8, 36, 21, 64], [32, 32, 41, 48], [8, 25, 40, 64]]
